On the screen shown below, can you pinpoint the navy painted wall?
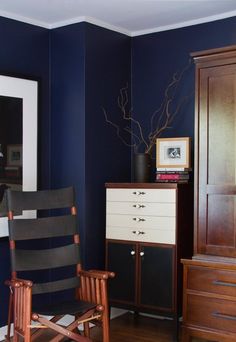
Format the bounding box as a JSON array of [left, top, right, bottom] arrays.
[[0, 16, 50, 324], [84, 23, 131, 268], [50, 22, 131, 269], [131, 16, 236, 165]]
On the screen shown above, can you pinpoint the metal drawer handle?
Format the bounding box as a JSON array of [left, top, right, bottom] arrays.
[[133, 191, 146, 195], [212, 280, 236, 287], [133, 217, 146, 222], [133, 204, 145, 208], [132, 230, 145, 235], [212, 312, 236, 321]]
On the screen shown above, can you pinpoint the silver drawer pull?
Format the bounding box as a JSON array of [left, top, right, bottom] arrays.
[[133, 191, 146, 195], [132, 230, 145, 235], [133, 217, 146, 222], [133, 204, 145, 208], [130, 250, 135, 256], [212, 312, 236, 321], [212, 280, 236, 287], [140, 251, 145, 257]]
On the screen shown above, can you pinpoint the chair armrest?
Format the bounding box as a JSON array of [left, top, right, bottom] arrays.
[[79, 269, 115, 280], [89, 270, 115, 279], [5, 278, 33, 288]]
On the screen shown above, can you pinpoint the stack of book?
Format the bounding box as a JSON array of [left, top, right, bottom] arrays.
[[4, 166, 22, 179], [155, 168, 191, 183]]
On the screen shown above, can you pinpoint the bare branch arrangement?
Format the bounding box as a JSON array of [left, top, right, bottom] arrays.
[[103, 59, 192, 155]]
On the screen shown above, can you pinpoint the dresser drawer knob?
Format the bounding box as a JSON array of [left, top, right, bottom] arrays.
[[212, 280, 236, 287], [133, 204, 145, 208], [130, 250, 136, 256], [212, 311, 236, 321], [140, 251, 145, 257], [132, 230, 145, 235], [133, 191, 146, 195], [133, 217, 146, 222]]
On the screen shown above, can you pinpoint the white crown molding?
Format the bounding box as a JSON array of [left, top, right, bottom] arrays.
[[0, 8, 236, 37], [131, 9, 236, 37], [0, 9, 50, 28], [49, 16, 131, 36]]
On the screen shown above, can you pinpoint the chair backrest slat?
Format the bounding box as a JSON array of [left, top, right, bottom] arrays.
[[6, 187, 75, 211], [11, 244, 80, 271], [32, 277, 80, 294], [9, 215, 77, 240]]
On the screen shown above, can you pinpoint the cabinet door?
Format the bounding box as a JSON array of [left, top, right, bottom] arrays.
[[139, 244, 174, 311], [106, 241, 136, 304], [196, 61, 236, 257]]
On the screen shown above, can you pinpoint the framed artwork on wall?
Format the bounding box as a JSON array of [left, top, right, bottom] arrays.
[[7, 144, 22, 166], [156, 137, 191, 169]]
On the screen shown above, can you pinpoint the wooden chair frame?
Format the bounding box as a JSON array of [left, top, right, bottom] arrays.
[[5, 187, 114, 342]]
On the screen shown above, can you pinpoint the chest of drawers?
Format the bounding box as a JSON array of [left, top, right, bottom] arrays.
[[105, 183, 193, 325], [182, 259, 236, 342]]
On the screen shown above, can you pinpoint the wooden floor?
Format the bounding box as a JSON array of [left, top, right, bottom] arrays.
[[4, 313, 205, 341], [91, 312, 178, 342]]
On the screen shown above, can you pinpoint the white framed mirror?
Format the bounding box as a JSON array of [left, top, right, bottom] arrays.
[[0, 74, 38, 236]]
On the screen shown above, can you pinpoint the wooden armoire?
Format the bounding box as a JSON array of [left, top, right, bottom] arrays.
[[182, 45, 236, 342]]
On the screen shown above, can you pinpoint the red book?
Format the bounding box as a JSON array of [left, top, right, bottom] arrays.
[[156, 173, 189, 180]]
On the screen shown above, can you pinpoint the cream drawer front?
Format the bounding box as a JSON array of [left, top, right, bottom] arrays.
[[106, 226, 175, 244], [106, 214, 175, 230], [106, 201, 176, 217], [107, 188, 176, 203]]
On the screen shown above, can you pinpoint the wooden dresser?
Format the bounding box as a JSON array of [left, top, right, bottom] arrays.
[[105, 182, 193, 337], [182, 45, 236, 342]]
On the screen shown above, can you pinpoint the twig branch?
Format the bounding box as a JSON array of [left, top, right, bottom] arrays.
[[103, 59, 192, 154]]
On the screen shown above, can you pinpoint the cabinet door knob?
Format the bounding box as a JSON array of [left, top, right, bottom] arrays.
[[132, 230, 145, 235], [130, 250, 135, 256], [140, 251, 145, 257], [132, 191, 146, 195], [133, 217, 146, 222], [133, 204, 145, 208]]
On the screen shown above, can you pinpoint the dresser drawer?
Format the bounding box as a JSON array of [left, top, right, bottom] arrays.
[[106, 188, 176, 203], [186, 293, 236, 334], [106, 214, 175, 230], [106, 201, 176, 216], [106, 226, 175, 244], [187, 266, 236, 297]]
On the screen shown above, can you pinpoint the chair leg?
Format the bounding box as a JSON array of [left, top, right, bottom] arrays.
[[5, 290, 13, 341], [83, 322, 90, 338], [102, 313, 110, 342]]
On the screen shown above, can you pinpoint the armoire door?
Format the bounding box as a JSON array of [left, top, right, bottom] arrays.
[[195, 51, 236, 258]]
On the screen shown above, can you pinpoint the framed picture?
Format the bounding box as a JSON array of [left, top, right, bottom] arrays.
[[7, 144, 22, 166], [156, 137, 191, 169]]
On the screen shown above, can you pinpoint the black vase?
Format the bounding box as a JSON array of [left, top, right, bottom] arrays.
[[133, 153, 151, 183]]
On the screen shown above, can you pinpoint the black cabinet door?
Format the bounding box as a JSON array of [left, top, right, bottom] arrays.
[[107, 241, 136, 304], [139, 244, 174, 311]]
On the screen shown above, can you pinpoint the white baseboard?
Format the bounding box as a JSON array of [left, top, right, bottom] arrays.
[[110, 307, 128, 319]]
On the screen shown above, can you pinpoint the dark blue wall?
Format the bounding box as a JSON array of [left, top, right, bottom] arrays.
[[0, 16, 50, 324], [50, 23, 131, 269], [131, 16, 236, 164]]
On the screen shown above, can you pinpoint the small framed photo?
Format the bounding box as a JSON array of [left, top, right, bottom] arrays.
[[156, 137, 191, 169], [7, 144, 22, 166]]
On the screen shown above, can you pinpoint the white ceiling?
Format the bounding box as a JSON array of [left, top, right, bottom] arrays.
[[0, 0, 236, 36]]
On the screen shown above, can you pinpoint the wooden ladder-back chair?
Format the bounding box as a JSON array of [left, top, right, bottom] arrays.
[[5, 186, 114, 342]]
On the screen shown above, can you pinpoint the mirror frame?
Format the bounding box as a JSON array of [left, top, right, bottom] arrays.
[[0, 74, 38, 236]]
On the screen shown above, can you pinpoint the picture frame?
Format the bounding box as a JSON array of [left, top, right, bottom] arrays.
[[156, 137, 191, 169], [7, 144, 22, 166]]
